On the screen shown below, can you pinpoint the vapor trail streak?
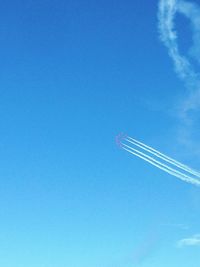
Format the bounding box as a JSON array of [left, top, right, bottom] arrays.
[[122, 142, 200, 183], [158, 0, 200, 119], [121, 144, 200, 186], [125, 136, 200, 178]]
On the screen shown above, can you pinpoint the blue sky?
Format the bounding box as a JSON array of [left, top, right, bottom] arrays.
[[0, 0, 200, 266]]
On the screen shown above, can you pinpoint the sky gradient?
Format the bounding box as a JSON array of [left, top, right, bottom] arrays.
[[0, 0, 200, 266]]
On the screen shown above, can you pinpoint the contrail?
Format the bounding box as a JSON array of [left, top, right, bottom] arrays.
[[121, 144, 200, 186], [158, 0, 200, 116], [158, 0, 199, 82], [117, 134, 200, 186], [122, 142, 200, 184], [125, 136, 200, 178]]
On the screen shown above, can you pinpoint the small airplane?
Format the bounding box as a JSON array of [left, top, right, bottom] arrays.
[[115, 132, 127, 147]]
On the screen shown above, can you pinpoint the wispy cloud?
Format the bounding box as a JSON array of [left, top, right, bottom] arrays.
[[158, 0, 198, 82], [158, 0, 200, 151], [177, 234, 200, 247]]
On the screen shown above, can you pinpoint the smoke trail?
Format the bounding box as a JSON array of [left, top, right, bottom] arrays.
[[117, 133, 200, 186], [122, 142, 200, 184], [125, 136, 200, 178], [158, 0, 200, 150], [158, 0, 196, 81], [122, 144, 200, 186], [158, 0, 200, 88]]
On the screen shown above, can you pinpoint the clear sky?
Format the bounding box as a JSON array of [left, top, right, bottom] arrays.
[[0, 0, 200, 266]]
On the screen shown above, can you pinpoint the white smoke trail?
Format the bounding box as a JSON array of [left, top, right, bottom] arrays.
[[125, 136, 200, 178], [158, 0, 200, 151], [158, 0, 200, 86], [121, 144, 200, 186], [158, 0, 195, 80], [122, 142, 200, 185]]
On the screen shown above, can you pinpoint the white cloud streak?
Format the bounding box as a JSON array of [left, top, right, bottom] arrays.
[[158, 0, 196, 81], [118, 134, 200, 186], [158, 0, 200, 142], [177, 234, 200, 247], [126, 136, 200, 177]]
